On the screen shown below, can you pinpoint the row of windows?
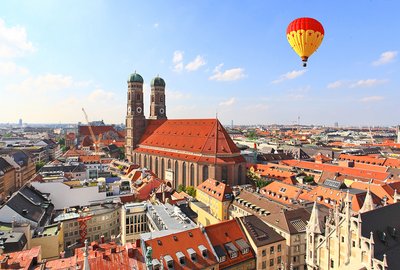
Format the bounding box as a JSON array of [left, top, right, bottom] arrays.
[[261, 256, 282, 268], [126, 214, 146, 224], [125, 223, 147, 234], [261, 244, 282, 256]]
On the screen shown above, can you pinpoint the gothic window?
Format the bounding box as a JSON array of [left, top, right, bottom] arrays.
[[222, 166, 228, 181], [190, 164, 195, 186], [168, 159, 171, 169], [144, 155, 147, 168], [203, 165, 208, 181], [149, 156, 152, 170], [155, 157, 158, 176], [175, 161, 179, 186], [128, 92, 131, 101], [182, 162, 186, 187], [238, 165, 242, 184], [160, 95, 164, 102], [136, 93, 140, 100], [161, 159, 165, 179], [151, 95, 155, 102]]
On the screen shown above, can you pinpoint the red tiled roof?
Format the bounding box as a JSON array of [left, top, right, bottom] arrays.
[[79, 155, 101, 163], [0, 246, 41, 269], [66, 132, 76, 140], [79, 125, 118, 137], [139, 119, 241, 155], [63, 149, 88, 157], [281, 160, 389, 181], [197, 178, 233, 202], [260, 182, 304, 205], [44, 242, 145, 270], [145, 228, 219, 270], [205, 219, 255, 269], [339, 154, 400, 169]]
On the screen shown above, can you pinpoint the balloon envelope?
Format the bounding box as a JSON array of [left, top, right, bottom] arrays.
[[286, 17, 324, 66]]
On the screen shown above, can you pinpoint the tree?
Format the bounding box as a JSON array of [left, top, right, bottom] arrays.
[[61, 145, 69, 152], [255, 179, 272, 189], [118, 147, 125, 160], [185, 186, 196, 197], [177, 184, 186, 192], [58, 138, 65, 147], [36, 161, 46, 172]]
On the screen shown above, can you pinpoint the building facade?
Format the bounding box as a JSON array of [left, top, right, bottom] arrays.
[[124, 72, 246, 188]]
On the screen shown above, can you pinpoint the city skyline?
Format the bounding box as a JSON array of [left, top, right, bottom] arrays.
[[0, 1, 399, 126]]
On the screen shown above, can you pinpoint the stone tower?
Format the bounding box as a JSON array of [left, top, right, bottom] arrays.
[[149, 76, 167, 120], [125, 71, 146, 162]]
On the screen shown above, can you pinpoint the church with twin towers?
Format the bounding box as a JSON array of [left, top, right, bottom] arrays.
[[125, 71, 246, 188]]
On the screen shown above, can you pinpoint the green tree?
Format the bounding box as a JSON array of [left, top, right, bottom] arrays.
[[118, 147, 125, 160], [36, 161, 46, 172], [185, 186, 196, 197], [58, 138, 65, 147], [61, 145, 69, 152], [177, 184, 186, 192], [255, 179, 272, 189]]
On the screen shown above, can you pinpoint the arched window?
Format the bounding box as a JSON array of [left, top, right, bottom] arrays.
[[168, 160, 171, 169], [182, 162, 187, 187], [128, 92, 131, 101], [138, 154, 141, 166], [222, 166, 228, 181], [190, 164, 195, 186], [155, 157, 159, 176], [144, 155, 147, 168], [136, 93, 140, 100], [160, 95, 164, 102], [161, 158, 165, 180], [238, 165, 242, 184], [175, 161, 179, 187], [149, 156, 152, 171], [203, 165, 209, 181]]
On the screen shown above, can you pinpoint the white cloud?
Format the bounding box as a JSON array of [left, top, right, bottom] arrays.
[[0, 61, 29, 76], [172, 50, 184, 72], [372, 51, 398, 66], [360, 96, 384, 102], [219, 97, 236, 106], [88, 89, 115, 102], [327, 80, 344, 89], [0, 18, 36, 58], [350, 79, 388, 88], [209, 64, 245, 81], [7, 74, 75, 93], [185, 55, 206, 71], [272, 70, 306, 84]]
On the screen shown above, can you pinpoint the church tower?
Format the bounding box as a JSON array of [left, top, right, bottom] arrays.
[[125, 71, 146, 162], [149, 76, 167, 120]]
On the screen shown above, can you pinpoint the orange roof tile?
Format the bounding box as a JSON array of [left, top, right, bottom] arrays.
[[139, 119, 241, 156], [0, 246, 41, 269], [79, 155, 101, 163], [197, 178, 233, 202], [205, 219, 255, 269], [260, 182, 304, 205], [281, 160, 389, 181], [145, 228, 219, 270]]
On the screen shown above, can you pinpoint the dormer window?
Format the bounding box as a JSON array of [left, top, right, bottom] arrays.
[[164, 255, 174, 269], [187, 248, 197, 261], [198, 245, 208, 258]]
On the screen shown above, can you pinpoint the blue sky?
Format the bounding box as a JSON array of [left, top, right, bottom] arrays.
[[0, 1, 399, 126]]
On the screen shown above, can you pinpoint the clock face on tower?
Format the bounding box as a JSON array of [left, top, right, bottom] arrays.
[[128, 106, 131, 113], [159, 108, 164, 114], [136, 107, 142, 114]]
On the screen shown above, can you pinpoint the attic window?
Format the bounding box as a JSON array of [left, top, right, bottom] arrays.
[[198, 245, 208, 258], [279, 187, 287, 193], [176, 251, 185, 265]]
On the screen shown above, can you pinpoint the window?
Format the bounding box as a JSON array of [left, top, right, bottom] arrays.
[[182, 162, 186, 187], [295, 245, 300, 252], [270, 246, 274, 254], [278, 256, 281, 264], [270, 259, 274, 267], [262, 249, 266, 256], [331, 259, 334, 268], [219, 256, 226, 262], [238, 165, 242, 184], [279, 187, 287, 192], [352, 241, 355, 247], [293, 256, 298, 263], [262, 261, 267, 269], [341, 236, 344, 243], [190, 164, 195, 186], [278, 244, 281, 252], [222, 166, 228, 180]]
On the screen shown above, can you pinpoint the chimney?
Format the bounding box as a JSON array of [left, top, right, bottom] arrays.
[[0, 255, 9, 269]]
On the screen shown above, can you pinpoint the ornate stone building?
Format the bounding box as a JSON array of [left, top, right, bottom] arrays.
[[306, 191, 400, 270], [125, 72, 246, 188]]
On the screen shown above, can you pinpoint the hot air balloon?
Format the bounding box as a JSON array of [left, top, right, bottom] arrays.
[[286, 17, 324, 67]]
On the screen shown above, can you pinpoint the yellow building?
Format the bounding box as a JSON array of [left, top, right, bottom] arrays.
[[192, 178, 233, 226], [31, 223, 64, 260]]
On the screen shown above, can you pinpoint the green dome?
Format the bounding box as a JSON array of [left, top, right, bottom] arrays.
[[151, 76, 166, 87], [128, 72, 144, 83]]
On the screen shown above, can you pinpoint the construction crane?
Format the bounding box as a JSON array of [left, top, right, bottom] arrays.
[[82, 108, 99, 153]]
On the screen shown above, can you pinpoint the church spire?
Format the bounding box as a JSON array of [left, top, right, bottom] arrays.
[[308, 201, 322, 234], [360, 188, 375, 213], [83, 239, 90, 270]]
